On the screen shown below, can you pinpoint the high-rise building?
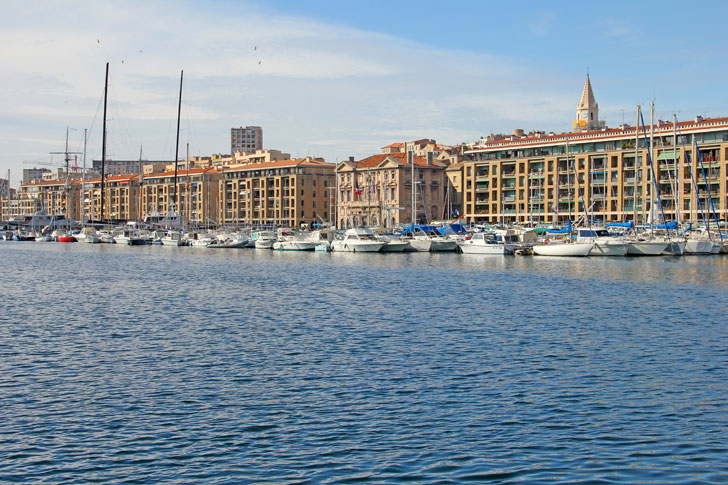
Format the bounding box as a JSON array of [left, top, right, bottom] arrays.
[[231, 126, 263, 155]]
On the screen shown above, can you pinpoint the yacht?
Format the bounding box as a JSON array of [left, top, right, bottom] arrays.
[[331, 227, 386, 252], [161, 231, 186, 246], [458, 231, 515, 255], [400, 225, 458, 252], [252, 231, 276, 249], [272, 228, 317, 251]]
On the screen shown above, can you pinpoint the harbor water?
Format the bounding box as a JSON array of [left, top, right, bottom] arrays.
[[1, 242, 727, 483]]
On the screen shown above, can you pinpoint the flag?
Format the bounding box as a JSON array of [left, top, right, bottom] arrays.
[[354, 182, 360, 196]]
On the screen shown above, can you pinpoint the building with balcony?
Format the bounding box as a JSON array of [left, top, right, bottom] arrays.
[[218, 158, 335, 228], [83, 174, 141, 223], [141, 168, 221, 226], [18, 178, 83, 222], [462, 115, 728, 225], [336, 152, 447, 229]]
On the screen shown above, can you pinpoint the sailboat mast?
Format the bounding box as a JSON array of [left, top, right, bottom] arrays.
[[409, 149, 415, 224], [172, 70, 183, 211], [650, 101, 655, 234], [633, 106, 639, 226], [101, 62, 109, 223], [673, 114, 680, 224], [81, 128, 87, 225]]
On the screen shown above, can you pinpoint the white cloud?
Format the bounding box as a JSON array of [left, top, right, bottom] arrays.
[[0, 0, 585, 182]]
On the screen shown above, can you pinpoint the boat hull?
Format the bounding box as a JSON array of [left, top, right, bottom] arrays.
[[590, 240, 628, 256], [684, 239, 713, 254], [458, 241, 507, 255], [332, 241, 384, 252], [532, 242, 594, 257], [626, 241, 668, 256]]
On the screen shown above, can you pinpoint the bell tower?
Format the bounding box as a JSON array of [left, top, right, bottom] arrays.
[[573, 74, 600, 132]]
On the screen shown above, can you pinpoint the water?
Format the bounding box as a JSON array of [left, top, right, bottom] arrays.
[[1, 242, 727, 483]]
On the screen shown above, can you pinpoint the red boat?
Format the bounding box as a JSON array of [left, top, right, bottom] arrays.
[[57, 236, 76, 243]]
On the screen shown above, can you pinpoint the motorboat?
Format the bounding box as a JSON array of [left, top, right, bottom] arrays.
[[400, 225, 458, 252], [161, 231, 186, 246], [76, 227, 101, 244], [272, 228, 316, 251], [331, 227, 386, 252], [458, 231, 514, 255], [208, 233, 249, 248], [252, 231, 276, 249]]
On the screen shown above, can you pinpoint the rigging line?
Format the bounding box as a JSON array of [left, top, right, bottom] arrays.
[[638, 110, 670, 233], [678, 133, 709, 232]]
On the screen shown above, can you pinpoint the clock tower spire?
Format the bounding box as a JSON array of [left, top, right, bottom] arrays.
[[573, 74, 600, 132]]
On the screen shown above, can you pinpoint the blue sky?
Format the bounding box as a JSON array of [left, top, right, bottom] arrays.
[[1, 0, 727, 186]]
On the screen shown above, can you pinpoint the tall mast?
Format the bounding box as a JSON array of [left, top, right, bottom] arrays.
[[650, 101, 655, 232], [673, 114, 680, 224], [409, 149, 415, 224], [101, 62, 109, 223], [138, 144, 143, 222], [81, 128, 87, 225], [633, 106, 639, 226], [172, 70, 183, 212]]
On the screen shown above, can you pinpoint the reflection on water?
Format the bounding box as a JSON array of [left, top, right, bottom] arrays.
[[1, 241, 727, 483]]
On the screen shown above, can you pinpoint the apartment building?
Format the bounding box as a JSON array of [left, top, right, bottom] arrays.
[[231, 126, 263, 155], [140, 168, 221, 226], [462, 116, 728, 225], [218, 158, 335, 227], [83, 174, 141, 223], [18, 179, 82, 221], [336, 152, 447, 229]]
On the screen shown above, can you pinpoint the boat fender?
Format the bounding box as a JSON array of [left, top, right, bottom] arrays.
[[544, 238, 550, 245]]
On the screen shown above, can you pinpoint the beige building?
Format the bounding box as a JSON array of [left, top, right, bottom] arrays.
[[218, 158, 336, 227], [84, 174, 141, 222], [462, 115, 728, 225], [18, 178, 82, 222], [141, 168, 221, 226], [1, 197, 41, 222], [336, 152, 447, 229]]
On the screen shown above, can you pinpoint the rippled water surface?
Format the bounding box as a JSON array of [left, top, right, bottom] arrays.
[[1, 242, 727, 483]]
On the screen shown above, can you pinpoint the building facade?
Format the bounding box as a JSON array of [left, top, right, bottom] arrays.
[[231, 126, 263, 155], [18, 179, 82, 221], [336, 152, 446, 229], [83, 174, 141, 223], [462, 116, 728, 225], [218, 158, 335, 227], [140, 168, 221, 226]]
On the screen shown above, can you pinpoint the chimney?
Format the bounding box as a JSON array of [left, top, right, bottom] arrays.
[[348, 156, 355, 162], [427, 152, 434, 165], [695, 115, 704, 123]]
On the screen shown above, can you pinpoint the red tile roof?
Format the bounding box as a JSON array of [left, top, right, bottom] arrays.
[[350, 152, 444, 169], [222, 158, 334, 172]]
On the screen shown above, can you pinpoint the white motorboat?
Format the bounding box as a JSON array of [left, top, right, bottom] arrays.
[[458, 232, 513, 255], [272, 228, 316, 251], [161, 231, 186, 246], [401, 226, 458, 252], [575, 228, 627, 256], [252, 231, 276, 249], [76, 227, 101, 244], [532, 239, 594, 257], [331, 227, 386, 252]]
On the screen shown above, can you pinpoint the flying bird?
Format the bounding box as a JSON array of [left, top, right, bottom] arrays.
[[258, 61, 261, 65], [97, 39, 100, 43], [254, 46, 257, 50]]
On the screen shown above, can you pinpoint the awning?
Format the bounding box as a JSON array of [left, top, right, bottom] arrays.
[[657, 151, 681, 161]]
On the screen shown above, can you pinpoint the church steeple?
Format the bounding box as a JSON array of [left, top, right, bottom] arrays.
[[574, 74, 600, 132]]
